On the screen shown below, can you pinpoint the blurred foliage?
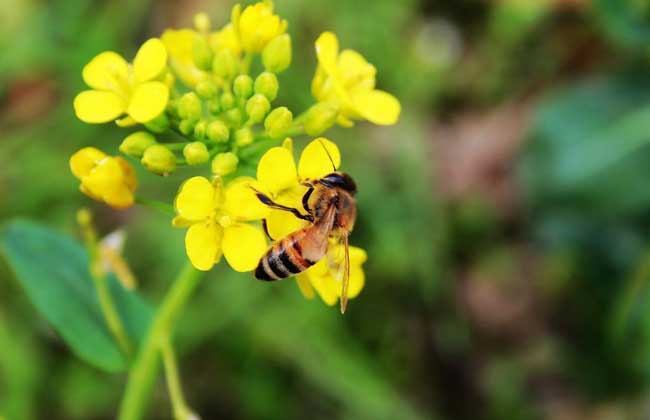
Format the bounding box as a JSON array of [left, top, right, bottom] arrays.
[[6, 0, 650, 419]]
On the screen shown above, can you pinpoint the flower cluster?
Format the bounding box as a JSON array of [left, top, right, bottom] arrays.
[[69, 1, 400, 308]]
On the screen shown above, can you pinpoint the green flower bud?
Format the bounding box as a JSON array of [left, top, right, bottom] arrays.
[[193, 35, 213, 71], [262, 34, 292, 73], [178, 92, 202, 122], [193, 120, 207, 139], [207, 120, 230, 142], [212, 50, 239, 80], [142, 145, 176, 175], [264, 106, 293, 138], [220, 92, 235, 110], [304, 102, 339, 136], [235, 127, 254, 146], [226, 108, 243, 127], [144, 113, 170, 134], [211, 152, 239, 176], [119, 131, 157, 158], [233, 75, 253, 98], [254, 72, 279, 101], [194, 12, 211, 33], [246, 94, 271, 123], [183, 142, 209, 165], [208, 98, 221, 114], [179, 119, 196, 136], [195, 79, 218, 99]]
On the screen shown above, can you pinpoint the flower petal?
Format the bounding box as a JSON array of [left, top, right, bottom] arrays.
[[222, 224, 267, 272], [350, 89, 400, 125], [70, 147, 106, 179], [174, 177, 216, 222], [306, 266, 339, 306], [315, 32, 339, 75], [82, 51, 129, 90], [344, 264, 365, 299], [338, 49, 376, 91], [116, 116, 137, 127], [265, 185, 309, 240], [127, 81, 169, 123], [223, 177, 269, 221], [133, 38, 168, 82], [297, 137, 341, 180], [185, 221, 223, 271], [74, 90, 126, 123], [257, 146, 298, 195], [296, 274, 315, 299]]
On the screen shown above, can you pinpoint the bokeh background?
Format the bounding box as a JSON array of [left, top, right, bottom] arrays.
[[5, 0, 650, 419]]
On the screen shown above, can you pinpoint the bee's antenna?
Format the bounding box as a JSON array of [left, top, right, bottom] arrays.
[[317, 138, 337, 171]]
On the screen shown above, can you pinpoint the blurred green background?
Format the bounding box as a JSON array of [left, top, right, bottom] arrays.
[[6, 0, 650, 419]]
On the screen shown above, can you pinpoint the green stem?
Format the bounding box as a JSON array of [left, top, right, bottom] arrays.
[[610, 250, 650, 341], [93, 272, 133, 356], [161, 337, 195, 420], [118, 262, 203, 420], [136, 197, 175, 216]]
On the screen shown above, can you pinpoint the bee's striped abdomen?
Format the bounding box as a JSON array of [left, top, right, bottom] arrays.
[[254, 235, 315, 281]]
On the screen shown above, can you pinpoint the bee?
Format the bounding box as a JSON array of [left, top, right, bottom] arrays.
[[253, 145, 357, 313]]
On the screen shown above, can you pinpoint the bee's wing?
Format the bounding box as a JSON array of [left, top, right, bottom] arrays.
[[328, 233, 351, 314]]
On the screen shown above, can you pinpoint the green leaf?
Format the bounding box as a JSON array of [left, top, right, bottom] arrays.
[[593, 0, 650, 51], [0, 220, 153, 372]]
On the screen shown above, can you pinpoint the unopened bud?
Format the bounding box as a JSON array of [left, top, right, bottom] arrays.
[[194, 12, 211, 33], [233, 75, 253, 98], [207, 120, 230, 142], [179, 119, 196, 136], [193, 120, 207, 139], [211, 152, 239, 176], [183, 142, 209, 165], [254, 72, 279, 101], [193, 35, 213, 71], [212, 50, 239, 80], [144, 113, 170, 134], [119, 131, 157, 158], [262, 34, 292, 73], [226, 108, 243, 127], [304, 102, 338, 136], [141, 145, 176, 175], [178, 92, 202, 122], [220, 92, 235, 110], [208, 98, 221, 114], [246, 94, 271, 123], [195, 79, 218, 99], [264, 107, 292, 138], [234, 127, 254, 146]]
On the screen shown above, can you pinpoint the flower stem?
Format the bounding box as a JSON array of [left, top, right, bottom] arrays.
[[118, 261, 203, 420], [161, 337, 196, 420], [94, 272, 133, 356], [136, 197, 175, 216]]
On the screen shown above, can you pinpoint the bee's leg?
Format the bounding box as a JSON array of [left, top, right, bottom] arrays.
[[254, 191, 314, 222], [262, 219, 275, 241], [301, 187, 314, 213]]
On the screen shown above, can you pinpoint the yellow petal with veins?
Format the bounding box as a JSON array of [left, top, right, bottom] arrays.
[[74, 90, 126, 123], [222, 223, 267, 272], [297, 137, 341, 180], [257, 146, 298, 195], [127, 81, 169, 123], [185, 221, 223, 271], [82, 51, 129, 90], [133, 38, 168, 82]]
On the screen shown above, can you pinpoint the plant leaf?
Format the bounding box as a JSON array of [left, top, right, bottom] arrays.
[[0, 220, 153, 372]]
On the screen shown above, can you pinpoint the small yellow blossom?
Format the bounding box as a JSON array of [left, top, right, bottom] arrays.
[[209, 23, 242, 56], [255, 137, 340, 240], [235, 1, 287, 53], [172, 176, 268, 272], [296, 243, 367, 306], [162, 29, 208, 87], [70, 147, 137, 209], [312, 31, 400, 126], [74, 38, 169, 124]]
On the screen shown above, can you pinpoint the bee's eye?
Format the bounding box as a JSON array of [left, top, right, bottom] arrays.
[[321, 173, 356, 193]]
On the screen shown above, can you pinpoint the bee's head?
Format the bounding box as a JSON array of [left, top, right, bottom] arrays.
[[320, 172, 357, 194]]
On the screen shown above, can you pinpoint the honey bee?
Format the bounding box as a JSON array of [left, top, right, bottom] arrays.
[[253, 146, 357, 313]]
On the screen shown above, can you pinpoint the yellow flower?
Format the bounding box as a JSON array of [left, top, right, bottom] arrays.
[[74, 38, 169, 124], [161, 29, 208, 87], [296, 243, 367, 306], [172, 176, 268, 272], [209, 23, 242, 56], [235, 1, 287, 53], [255, 137, 341, 240], [70, 147, 137, 209], [311, 32, 401, 126]]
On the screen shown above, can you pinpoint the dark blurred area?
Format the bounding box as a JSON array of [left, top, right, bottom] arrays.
[[5, 0, 650, 419]]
